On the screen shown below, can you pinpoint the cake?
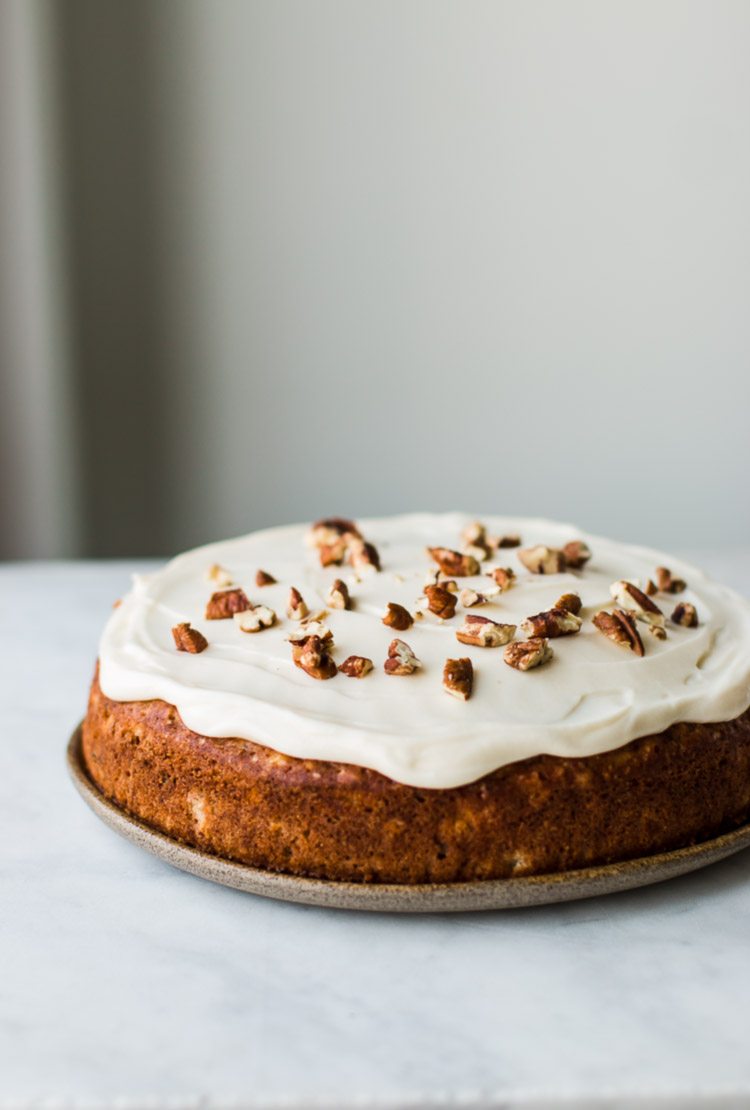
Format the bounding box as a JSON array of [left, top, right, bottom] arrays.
[[82, 513, 750, 883]]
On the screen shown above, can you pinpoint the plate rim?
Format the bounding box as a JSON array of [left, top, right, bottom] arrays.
[[67, 723, 750, 913]]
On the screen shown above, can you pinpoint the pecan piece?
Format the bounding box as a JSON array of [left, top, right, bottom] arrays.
[[172, 622, 208, 654], [517, 545, 567, 574], [348, 537, 381, 572], [205, 588, 252, 620], [384, 639, 421, 675], [610, 580, 666, 639], [592, 609, 644, 656], [427, 547, 480, 577], [443, 657, 474, 701], [460, 522, 491, 560], [556, 592, 582, 615], [656, 566, 687, 594], [287, 621, 333, 645], [487, 566, 516, 591], [307, 517, 361, 567], [521, 607, 582, 638], [339, 655, 373, 678], [459, 588, 496, 607], [206, 563, 233, 588], [383, 602, 414, 631], [672, 602, 698, 627], [456, 614, 516, 648], [287, 587, 308, 621], [495, 533, 522, 549], [255, 569, 276, 587], [644, 578, 658, 596], [562, 540, 592, 569], [234, 605, 276, 633], [424, 584, 458, 620], [503, 638, 553, 671], [327, 578, 351, 610], [292, 634, 337, 680]]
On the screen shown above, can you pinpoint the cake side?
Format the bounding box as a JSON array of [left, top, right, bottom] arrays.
[[82, 673, 750, 884]]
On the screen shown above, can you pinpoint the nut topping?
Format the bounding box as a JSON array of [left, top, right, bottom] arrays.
[[644, 578, 658, 596], [610, 580, 666, 639], [503, 638, 553, 671], [206, 564, 233, 588], [205, 588, 252, 620], [348, 537, 381, 572], [672, 602, 698, 627], [307, 517, 361, 566], [443, 657, 474, 701], [383, 602, 414, 631], [424, 584, 458, 620], [555, 592, 582, 615], [427, 547, 480, 577], [287, 587, 309, 621], [517, 545, 567, 574], [339, 655, 374, 678], [291, 634, 337, 680], [456, 614, 516, 648], [592, 609, 644, 656], [562, 540, 592, 569], [287, 621, 333, 645], [487, 566, 516, 591], [459, 588, 494, 607], [521, 607, 582, 638], [234, 605, 277, 633], [172, 623, 208, 654], [656, 566, 687, 594], [327, 579, 351, 610], [255, 569, 277, 587], [384, 639, 421, 675], [494, 533, 522, 549]]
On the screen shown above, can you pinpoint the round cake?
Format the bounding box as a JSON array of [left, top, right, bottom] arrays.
[[82, 513, 750, 883]]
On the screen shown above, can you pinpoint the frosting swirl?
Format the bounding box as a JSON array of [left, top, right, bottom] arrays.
[[98, 513, 750, 788]]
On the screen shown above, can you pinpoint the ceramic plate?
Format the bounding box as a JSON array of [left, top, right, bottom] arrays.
[[67, 725, 750, 913]]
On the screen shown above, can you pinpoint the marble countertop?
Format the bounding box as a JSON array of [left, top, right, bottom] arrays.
[[2, 553, 750, 1110]]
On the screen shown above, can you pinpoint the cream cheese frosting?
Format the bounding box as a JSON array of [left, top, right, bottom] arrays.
[[98, 513, 750, 788]]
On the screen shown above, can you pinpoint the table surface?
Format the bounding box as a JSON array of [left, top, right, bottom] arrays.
[[2, 551, 750, 1110]]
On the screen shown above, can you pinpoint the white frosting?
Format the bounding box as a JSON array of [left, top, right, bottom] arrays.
[[99, 513, 750, 789]]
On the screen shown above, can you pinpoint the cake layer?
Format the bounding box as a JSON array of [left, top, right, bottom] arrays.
[[98, 513, 750, 788]]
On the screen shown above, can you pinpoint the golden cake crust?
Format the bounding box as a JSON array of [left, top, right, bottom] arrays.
[[82, 671, 750, 883]]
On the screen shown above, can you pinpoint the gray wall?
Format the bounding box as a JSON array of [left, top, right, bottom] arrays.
[[5, 1, 750, 557]]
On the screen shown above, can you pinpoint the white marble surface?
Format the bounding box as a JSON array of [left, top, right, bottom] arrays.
[[2, 554, 750, 1110]]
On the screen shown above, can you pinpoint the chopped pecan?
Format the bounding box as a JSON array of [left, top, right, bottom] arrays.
[[521, 607, 582, 638], [487, 566, 516, 591], [292, 634, 337, 680], [672, 602, 698, 627], [494, 533, 522, 549], [255, 569, 277, 587], [517, 545, 567, 574], [503, 638, 553, 671], [459, 588, 492, 607], [562, 540, 592, 569], [207, 563, 233, 587], [656, 566, 687, 594], [287, 621, 333, 645], [424, 584, 458, 620], [327, 578, 351, 610], [383, 602, 414, 630], [307, 517, 361, 566], [287, 587, 309, 621], [172, 622, 208, 654], [339, 655, 374, 678], [592, 609, 644, 656], [644, 578, 658, 596], [348, 537, 381, 572], [234, 605, 276, 633], [610, 580, 666, 639], [205, 588, 252, 620], [556, 592, 582, 615], [443, 657, 474, 701], [384, 639, 421, 675], [456, 614, 516, 648], [427, 547, 480, 577], [461, 522, 492, 560]]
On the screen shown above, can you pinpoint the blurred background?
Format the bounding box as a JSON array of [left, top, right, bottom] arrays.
[[2, 0, 749, 560]]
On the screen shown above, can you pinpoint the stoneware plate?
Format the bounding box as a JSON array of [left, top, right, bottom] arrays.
[[68, 725, 750, 913]]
